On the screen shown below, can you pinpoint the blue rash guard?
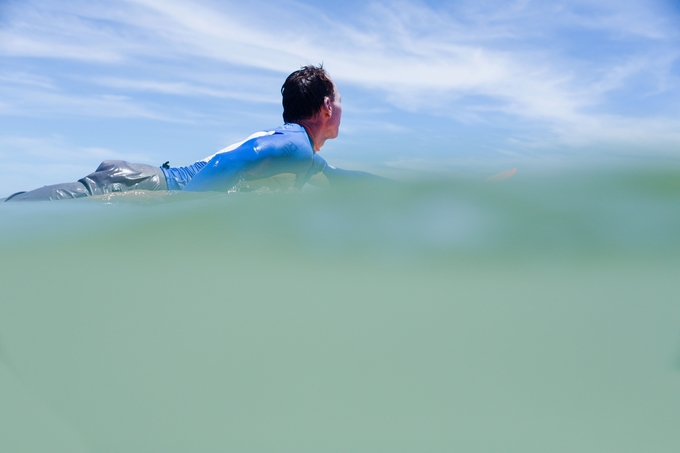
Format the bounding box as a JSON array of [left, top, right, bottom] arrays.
[[161, 123, 328, 192]]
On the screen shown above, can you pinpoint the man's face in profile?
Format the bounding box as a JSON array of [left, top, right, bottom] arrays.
[[326, 82, 342, 140]]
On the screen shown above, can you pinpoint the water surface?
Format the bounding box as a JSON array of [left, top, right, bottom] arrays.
[[1, 168, 679, 452]]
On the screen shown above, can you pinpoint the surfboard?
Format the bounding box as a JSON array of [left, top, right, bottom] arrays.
[[485, 167, 517, 181]]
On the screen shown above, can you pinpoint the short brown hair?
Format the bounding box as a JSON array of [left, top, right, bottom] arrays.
[[281, 65, 335, 123]]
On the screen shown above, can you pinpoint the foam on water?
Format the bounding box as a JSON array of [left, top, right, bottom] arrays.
[[1, 169, 680, 452]]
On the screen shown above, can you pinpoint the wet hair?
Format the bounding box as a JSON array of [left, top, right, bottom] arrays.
[[281, 65, 335, 123]]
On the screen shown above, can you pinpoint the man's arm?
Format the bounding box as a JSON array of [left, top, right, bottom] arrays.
[[304, 155, 391, 187], [322, 164, 391, 185], [296, 154, 394, 188]]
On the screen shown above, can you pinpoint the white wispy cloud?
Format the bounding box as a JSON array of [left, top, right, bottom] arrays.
[[89, 77, 279, 104], [0, 135, 150, 162], [0, 82, 193, 121]]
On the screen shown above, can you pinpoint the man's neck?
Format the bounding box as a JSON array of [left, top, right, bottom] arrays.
[[296, 119, 326, 152]]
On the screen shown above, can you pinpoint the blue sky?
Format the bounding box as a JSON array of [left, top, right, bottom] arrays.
[[1, 0, 680, 194]]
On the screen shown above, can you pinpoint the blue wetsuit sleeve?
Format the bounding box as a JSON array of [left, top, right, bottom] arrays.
[[322, 164, 391, 185], [294, 153, 329, 189]]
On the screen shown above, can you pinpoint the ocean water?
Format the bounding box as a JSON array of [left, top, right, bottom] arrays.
[[1, 168, 679, 452]]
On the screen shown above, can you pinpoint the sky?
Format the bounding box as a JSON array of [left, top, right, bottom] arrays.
[[1, 0, 680, 194]]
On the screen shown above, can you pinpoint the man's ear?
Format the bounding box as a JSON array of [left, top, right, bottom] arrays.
[[323, 96, 332, 117]]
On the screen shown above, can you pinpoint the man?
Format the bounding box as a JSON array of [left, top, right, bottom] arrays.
[[4, 65, 378, 202]]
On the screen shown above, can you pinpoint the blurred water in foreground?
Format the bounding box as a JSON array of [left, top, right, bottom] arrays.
[[1, 168, 680, 452]]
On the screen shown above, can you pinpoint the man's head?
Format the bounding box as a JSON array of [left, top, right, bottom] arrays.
[[281, 65, 335, 124]]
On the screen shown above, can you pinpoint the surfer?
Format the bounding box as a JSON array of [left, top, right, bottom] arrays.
[[4, 65, 380, 202]]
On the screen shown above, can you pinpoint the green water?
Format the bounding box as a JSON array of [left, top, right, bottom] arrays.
[[1, 169, 680, 452]]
